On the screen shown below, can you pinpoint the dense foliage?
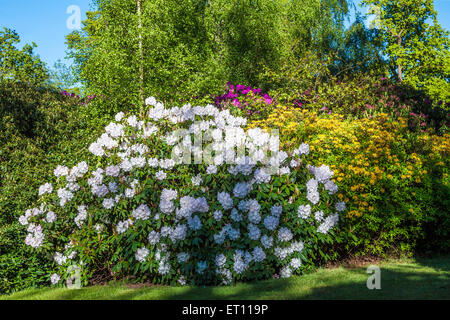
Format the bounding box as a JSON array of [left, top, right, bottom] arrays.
[[66, 0, 351, 111], [0, 82, 112, 294], [0, 28, 48, 85], [249, 79, 449, 256], [363, 0, 450, 102]]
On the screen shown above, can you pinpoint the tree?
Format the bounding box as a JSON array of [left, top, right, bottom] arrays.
[[66, 0, 351, 112], [363, 0, 450, 102], [47, 60, 79, 90], [0, 28, 48, 85]]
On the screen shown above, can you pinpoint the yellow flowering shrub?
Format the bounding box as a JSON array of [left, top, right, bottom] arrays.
[[249, 107, 450, 256]]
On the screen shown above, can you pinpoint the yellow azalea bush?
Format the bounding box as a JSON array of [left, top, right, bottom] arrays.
[[249, 107, 450, 256]]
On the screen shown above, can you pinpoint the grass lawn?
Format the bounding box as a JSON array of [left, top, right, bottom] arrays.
[[2, 256, 449, 300]]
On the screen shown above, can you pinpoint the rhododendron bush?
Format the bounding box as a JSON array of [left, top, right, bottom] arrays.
[[19, 97, 346, 286]]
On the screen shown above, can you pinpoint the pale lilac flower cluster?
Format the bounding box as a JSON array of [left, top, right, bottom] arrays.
[[54, 252, 67, 265], [70, 161, 89, 179], [39, 183, 53, 196], [217, 192, 234, 210], [314, 210, 324, 222], [54, 165, 69, 177], [148, 230, 160, 244], [102, 198, 115, 210], [206, 165, 218, 174], [50, 273, 61, 285], [155, 170, 167, 181], [317, 214, 340, 234], [278, 227, 293, 242], [132, 204, 152, 221], [306, 178, 320, 205], [253, 167, 271, 184], [293, 143, 310, 156], [297, 204, 311, 219], [75, 205, 88, 228], [117, 219, 132, 234], [46, 211, 57, 223], [191, 174, 202, 186], [25, 224, 44, 248], [335, 201, 346, 212], [135, 247, 149, 262], [57, 188, 74, 207], [213, 210, 223, 221], [159, 189, 177, 214], [261, 235, 273, 249]]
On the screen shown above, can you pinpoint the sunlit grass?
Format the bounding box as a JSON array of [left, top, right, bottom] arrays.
[[2, 256, 449, 300]]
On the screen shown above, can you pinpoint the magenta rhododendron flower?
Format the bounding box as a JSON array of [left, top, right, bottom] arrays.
[[214, 82, 274, 118]]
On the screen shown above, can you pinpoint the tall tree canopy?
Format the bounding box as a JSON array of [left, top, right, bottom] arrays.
[[67, 0, 350, 112], [0, 28, 48, 85], [363, 0, 450, 102]]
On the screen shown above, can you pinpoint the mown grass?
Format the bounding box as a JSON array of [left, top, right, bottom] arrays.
[[2, 256, 449, 300]]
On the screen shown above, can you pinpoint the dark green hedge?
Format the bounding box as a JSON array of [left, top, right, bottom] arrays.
[[0, 82, 113, 294]]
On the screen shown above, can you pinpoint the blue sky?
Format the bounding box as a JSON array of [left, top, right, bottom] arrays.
[[1, 0, 449, 68], [0, 0, 92, 67]]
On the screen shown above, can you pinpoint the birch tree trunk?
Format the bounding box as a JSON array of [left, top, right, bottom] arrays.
[[137, 0, 144, 114], [397, 32, 403, 82]]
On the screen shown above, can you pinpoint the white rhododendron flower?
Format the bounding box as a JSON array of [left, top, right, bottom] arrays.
[[135, 247, 149, 262], [278, 227, 293, 242], [39, 183, 53, 196], [54, 165, 69, 177], [115, 112, 125, 122], [317, 214, 340, 234], [297, 204, 311, 219], [46, 211, 57, 223], [105, 165, 120, 177], [155, 170, 167, 180], [191, 174, 202, 186], [132, 204, 152, 221], [294, 143, 310, 156], [50, 273, 61, 285]]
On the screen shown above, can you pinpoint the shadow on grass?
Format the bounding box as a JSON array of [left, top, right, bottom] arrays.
[[114, 257, 450, 300], [4, 257, 449, 300]]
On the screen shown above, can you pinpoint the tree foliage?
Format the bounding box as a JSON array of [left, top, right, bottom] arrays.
[[66, 0, 351, 112], [363, 0, 450, 103], [0, 28, 48, 85], [47, 60, 79, 91]]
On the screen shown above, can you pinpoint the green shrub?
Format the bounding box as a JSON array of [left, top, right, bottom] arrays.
[[0, 82, 112, 294], [266, 71, 449, 133], [250, 106, 449, 257], [19, 97, 346, 287]]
